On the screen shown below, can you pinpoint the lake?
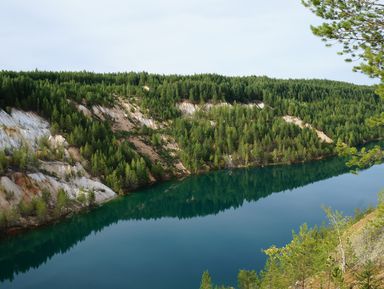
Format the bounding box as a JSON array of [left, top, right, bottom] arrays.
[[0, 157, 383, 289]]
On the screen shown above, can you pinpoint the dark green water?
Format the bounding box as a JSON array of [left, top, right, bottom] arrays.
[[0, 158, 383, 289]]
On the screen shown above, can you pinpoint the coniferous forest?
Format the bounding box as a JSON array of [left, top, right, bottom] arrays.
[[1, 70, 383, 194]]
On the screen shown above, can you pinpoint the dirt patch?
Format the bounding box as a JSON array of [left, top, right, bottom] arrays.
[[68, 147, 82, 163], [12, 173, 40, 200], [92, 105, 136, 132], [282, 115, 333, 144], [128, 136, 162, 163]]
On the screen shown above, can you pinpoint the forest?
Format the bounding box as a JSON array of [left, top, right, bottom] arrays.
[[1, 70, 383, 191]]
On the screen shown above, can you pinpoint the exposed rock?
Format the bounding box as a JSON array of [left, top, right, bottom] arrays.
[[282, 115, 333, 144], [348, 211, 384, 265], [0, 176, 23, 205], [77, 104, 92, 117], [0, 109, 50, 150], [119, 98, 161, 129], [177, 101, 265, 116], [174, 161, 190, 175], [177, 101, 199, 115], [39, 161, 88, 179], [256, 102, 265, 109], [67, 147, 83, 163], [25, 171, 116, 204], [92, 105, 135, 132], [73, 177, 115, 203], [0, 108, 119, 232], [48, 135, 68, 149]]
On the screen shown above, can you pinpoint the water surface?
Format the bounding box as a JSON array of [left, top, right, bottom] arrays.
[[0, 157, 383, 289]]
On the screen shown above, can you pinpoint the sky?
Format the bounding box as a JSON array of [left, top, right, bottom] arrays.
[[0, 0, 377, 85]]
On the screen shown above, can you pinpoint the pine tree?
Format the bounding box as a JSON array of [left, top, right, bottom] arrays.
[[200, 271, 213, 289], [356, 261, 381, 289]]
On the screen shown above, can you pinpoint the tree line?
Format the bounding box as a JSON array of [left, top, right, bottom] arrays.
[[1, 70, 383, 186]]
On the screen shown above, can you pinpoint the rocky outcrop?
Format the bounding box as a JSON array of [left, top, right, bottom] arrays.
[[0, 109, 51, 150], [282, 115, 333, 144], [0, 109, 118, 232], [177, 100, 266, 116]]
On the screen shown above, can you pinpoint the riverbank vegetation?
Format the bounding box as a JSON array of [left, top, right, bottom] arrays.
[[1, 70, 384, 233], [199, 197, 384, 289]]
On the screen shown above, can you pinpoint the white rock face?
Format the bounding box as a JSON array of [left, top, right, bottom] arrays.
[[25, 170, 116, 204], [177, 101, 265, 116], [0, 176, 24, 204], [0, 108, 118, 211], [73, 177, 116, 203], [48, 135, 68, 149], [119, 98, 160, 129], [0, 109, 51, 150], [77, 104, 92, 117], [177, 102, 199, 115], [282, 115, 333, 143], [39, 161, 87, 179]]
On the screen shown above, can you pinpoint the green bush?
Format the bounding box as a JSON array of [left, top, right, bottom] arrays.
[[77, 192, 87, 205], [55, 189, 70, 214], [35, 198, 48, 221], [18, 200, 35, 217], [88, 190, 96, 206]]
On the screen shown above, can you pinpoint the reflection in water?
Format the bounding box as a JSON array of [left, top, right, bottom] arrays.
[[0, 157, 349, 282]]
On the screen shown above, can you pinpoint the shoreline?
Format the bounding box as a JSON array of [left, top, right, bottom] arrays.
[[2, 138, 383, 239]]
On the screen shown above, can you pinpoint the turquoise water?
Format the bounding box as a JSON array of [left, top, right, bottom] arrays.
[[0, 157, 383, 289]]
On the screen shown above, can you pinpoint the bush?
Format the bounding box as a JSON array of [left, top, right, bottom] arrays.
[[77, 192, 87, 205], [88, 190, 96, 206], [35, 198, 48, 221], [55, 189, 70, 215], [18, 200, 35, 217], [42, 189, 51, 205], [2, 208, 20, 226]]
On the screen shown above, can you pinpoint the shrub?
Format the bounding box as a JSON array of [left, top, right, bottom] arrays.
[[88, 190, 96, 206], [55, 189, 70, 215], [18, 200, 35, 217], [41, 189, 51, 205], [35, 198, 48, 221], [77, 192, 87, 205]]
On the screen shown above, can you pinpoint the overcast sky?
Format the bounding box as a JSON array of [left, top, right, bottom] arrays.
[[0, 0, 377, 85]]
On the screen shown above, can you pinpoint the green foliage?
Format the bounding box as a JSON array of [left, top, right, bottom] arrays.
[[77, 192, 87, 205], [35, 198, 48, 221], [1, 70, 383, 191], [200, 271, 213, 289], [0, 208, 19, 227], [56, 189, 70, 214], [174, 104, 336, 172], [41, 189, 51, 205], [356, 261, 381, 289], [259, 223, 338, 289], [238, 270, 260, 289], [0, 150, 8, 175], [18, 199, 35, 217], [88, 190, 96, 207], [10, 145, 37, 171], [301, 0, 384, 93], [303, 0, 384, 175]]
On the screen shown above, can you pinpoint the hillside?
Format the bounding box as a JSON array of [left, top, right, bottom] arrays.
[[0, 71, 383, 233]]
